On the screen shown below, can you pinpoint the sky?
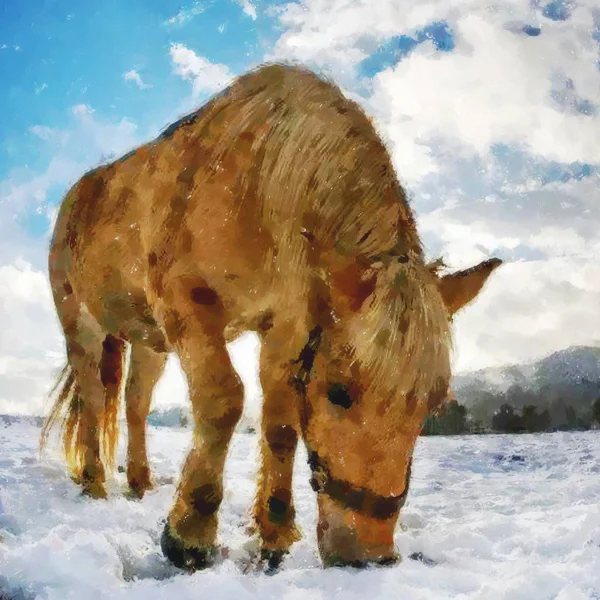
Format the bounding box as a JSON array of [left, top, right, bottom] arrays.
[[1, 0, 599, 414]]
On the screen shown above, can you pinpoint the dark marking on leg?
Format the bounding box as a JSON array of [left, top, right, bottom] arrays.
[[210, 401, 244, 430], [148, 252, 157, 267], [265, 424, 297, 455], [190, 484, 222, 517], [64, 281, 73, 295], [267, 494, 289, 526]]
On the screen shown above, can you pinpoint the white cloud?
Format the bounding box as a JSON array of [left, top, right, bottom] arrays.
[[169, 43, 235, 97], [163, 1, 205, 26], [71, 103, 93, 117], [452, 257, 600, 372], [0, 261, 64, 415], [236, 0, 258, 20], [123, 69, 151, 90], [2, 105, 140, 271]]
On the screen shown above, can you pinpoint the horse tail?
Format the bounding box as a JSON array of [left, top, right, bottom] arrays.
[[98, 335, 126, 472], [39, 362, 82, 474]]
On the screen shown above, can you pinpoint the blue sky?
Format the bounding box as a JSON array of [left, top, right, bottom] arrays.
[[1, 0, 278, 176], [0, 0, 293, 240]]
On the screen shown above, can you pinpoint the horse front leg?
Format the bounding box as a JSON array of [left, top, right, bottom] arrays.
[[252, 323, 309, 571], [160, 311, 244, 571]]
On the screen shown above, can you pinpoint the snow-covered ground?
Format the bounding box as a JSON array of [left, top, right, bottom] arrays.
[[1, 418, 599, 600]]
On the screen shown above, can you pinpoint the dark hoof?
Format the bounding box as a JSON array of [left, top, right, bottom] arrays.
[[161, 522, 216, 572], [259, 548, 288, 574]]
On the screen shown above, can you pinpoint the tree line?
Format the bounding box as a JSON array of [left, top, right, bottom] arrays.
[[421, 397, 600, 436]]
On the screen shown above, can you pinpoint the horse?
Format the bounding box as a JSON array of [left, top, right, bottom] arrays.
[[41, 62, 502, 571]]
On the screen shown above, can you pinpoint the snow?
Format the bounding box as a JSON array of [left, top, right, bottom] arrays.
[[1, 419, 599, 600]]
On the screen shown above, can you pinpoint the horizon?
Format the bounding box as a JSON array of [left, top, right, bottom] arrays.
[[1, 0, 600, 415]]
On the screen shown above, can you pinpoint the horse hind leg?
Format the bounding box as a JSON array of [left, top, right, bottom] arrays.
[[124, 344, 167, 498], [42, 297, 126, 499]]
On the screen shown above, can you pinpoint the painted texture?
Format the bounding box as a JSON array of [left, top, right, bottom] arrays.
[[41, 63, 501, 570]]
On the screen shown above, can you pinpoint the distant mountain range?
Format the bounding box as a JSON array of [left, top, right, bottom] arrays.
[[452, 346, 600, 427], [3, 346, 599, 432]]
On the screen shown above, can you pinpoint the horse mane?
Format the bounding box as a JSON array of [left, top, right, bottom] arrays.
[[346, 254, 452, 402]]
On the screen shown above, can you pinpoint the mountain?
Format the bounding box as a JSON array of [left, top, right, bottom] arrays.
[[452, 346, 600, 427]]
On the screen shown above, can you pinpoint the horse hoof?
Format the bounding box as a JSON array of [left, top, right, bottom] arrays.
[[160, 522, 216, 572], [127, 481, 153, 499], [81, 482, 108, 499], [260, 548, 288, 574]]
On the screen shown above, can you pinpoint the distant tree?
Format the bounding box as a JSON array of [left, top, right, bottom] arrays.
[[592, 398, 600, 426], [441, 400, 467, 435], [518, 405, 552, 432], [521, 405, 539, 432], [421, 399, 468, 436], [493, 403, 515, 432], [565, 405, 577, 429], [537, 408, 552, 431]]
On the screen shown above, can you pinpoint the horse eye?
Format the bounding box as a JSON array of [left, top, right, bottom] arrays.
[[327, 383, 353, 409]]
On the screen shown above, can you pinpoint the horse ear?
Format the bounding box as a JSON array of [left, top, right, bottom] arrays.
[[437, 258, 502, 315]]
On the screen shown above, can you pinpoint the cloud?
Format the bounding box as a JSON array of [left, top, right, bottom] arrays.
[[71, 103, 94, 117], [452, 257, 600, 372], [236, 0, 258, 20], [123, 69, 152, 90], [163, 1, 205, 26], [1, 105, 140, 273], [169, 43, 235, 97], [0, 260, 64, 415]]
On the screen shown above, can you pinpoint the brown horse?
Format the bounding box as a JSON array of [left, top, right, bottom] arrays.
[[41, 62, 501, 571]]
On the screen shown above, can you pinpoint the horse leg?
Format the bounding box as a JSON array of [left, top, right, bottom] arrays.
[[124, 344, 167, 498], [252, 322, 307, 569], [160, 310, 244, 571], [66, 313, 124, 498]]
